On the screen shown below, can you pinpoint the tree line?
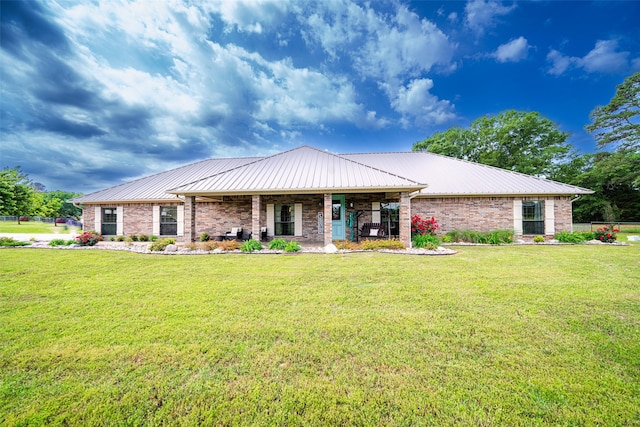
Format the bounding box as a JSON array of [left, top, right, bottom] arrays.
[[0, 167, 82, 221], [413, 71, 639, 223]]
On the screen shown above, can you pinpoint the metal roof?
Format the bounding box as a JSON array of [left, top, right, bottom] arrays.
[[168, 146, 425, 195], [72, 157, 258, 203], [342, 151, 593, 196], [73, 146, 592, 203]]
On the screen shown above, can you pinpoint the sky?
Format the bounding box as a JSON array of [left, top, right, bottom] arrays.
[[1, 0, 639, 194]]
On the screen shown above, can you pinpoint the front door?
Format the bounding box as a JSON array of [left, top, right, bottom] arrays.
[[332, 195, 345, 240]]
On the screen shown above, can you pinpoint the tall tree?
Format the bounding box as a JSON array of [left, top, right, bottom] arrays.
[[0, 167, 36, 220], [586, 71, 640, 151], [413, 110, 573, 177]]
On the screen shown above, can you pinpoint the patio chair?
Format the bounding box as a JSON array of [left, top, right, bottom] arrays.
[[225, 227, 243, 240]]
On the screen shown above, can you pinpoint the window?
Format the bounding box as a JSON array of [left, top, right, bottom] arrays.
[[275, 204, 294, 235], [332, 199, 342, 221], [102, 208, 117, 235], [381, 202, 400, 237], [160, 206, 177, 235], [522, 201, 544, 234]]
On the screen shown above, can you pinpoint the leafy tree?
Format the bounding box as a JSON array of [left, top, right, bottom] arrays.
[[586, 71, 640, 151], [570, 151, 640, 222], [413, 110, 573, 177], [43, 191, 83, 219], [0, 167, 37, 220]]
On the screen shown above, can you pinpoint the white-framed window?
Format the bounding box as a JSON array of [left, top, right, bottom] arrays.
[[101, 208, 117, 235], [522, 201, 544, 234], [160, 206, 178, 235], [275, 204, 294, 235]]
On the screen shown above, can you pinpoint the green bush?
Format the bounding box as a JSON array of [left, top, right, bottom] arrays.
[[49, 239, 74, 247], [116, 235, 125, 242], [200, 233, 210, 242], [240, 239, 263, 253], [149, 238, 175, 251], [138, 234, 149, 242], [150, 235, 158, 242], [413, 234, 441, 248], [268, 238, 288, 250], [555, 231, 585, 244], [441, 235, 452, 243], [284, 241, 301, 253], [130, 235, 139, 242], [445, 229, 513, 245], [0, 237, 30, 247], [533, 235, 545, 243]]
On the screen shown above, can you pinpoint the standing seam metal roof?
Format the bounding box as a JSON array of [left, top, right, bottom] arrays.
[[168, 146, 425, 194]]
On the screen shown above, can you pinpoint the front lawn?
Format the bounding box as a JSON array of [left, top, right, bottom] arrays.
[[1, 246, 638, 425], [0, 221, 80, 235]]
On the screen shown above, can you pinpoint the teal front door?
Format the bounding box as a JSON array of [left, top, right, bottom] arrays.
[[332, 195, 345, 240]]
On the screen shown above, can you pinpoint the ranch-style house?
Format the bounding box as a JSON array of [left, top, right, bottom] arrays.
[[72, 145, 593, 246]]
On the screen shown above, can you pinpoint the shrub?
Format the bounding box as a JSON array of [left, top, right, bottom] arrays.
[[334, 240, 360, 250], [130, 235, 139, 242], [488, 230, 513, 245], [411, 215, 439, 236], [441, 235, 452, 243], [218, 240, 240, 251], [241, 239, 263, 253], [284, 241, 301, 253], [268, 238, 288, 250], [595, 225, 618, 243], [578, 231, 595, 241], [413, 234, 440, 248], [109, 237, 115, 241], [49, 239, 67, 246], [74, 231, 102, 246], [0, 237, 30, 247], [444, 229, 513, 244], [116, 235, 125, 242], [200, 232, 210, 242], [360, 238, 405, 250], [555, 231, 585, 244], [138, 234, 149, 242], [149, 238, 175, 251], [533, 235, 545, 243], [150, 235, 158, 242]]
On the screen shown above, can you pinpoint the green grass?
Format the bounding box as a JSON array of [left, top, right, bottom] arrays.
[[1, 246, 639, 426], [0, 222, 80, 235]]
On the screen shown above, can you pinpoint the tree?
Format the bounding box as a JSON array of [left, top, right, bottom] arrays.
[[413, 110, 573, 177], [586, 71, 640, 151], [0, 167, 36, 220]]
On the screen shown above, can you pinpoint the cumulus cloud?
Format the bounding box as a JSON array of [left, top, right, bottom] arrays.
[[0, 0, 461, 192], [493, 36, 530, 62], [391, 79, 455, 127], [546, 39, 639, 76], [464, 0, 516, 36]]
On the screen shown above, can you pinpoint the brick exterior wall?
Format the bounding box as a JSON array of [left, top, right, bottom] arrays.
[[80, 194, 575, 242], [411, 195, 574, 235]]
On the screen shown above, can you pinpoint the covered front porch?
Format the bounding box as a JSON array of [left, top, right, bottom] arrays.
[[180, 191, 413, 247]]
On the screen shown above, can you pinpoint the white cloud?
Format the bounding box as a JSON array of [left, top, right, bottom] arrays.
[[493, 36, 530, 63], [546, 49, 574, 76], [464, 0, 516, 36], [209, 0, 292, 34], [391, 78, 455, 127], [546, 39, 638, 76]]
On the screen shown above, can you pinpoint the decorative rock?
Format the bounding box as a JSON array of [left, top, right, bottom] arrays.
[[164, 244, 178, 252], [324, 243, 338, 254]]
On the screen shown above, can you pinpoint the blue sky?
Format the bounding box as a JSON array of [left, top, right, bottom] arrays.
[[1, 0, 639, 194]]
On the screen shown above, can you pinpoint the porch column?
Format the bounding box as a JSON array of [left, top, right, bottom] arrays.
[[184, 196, 196, 242], [324, 193, 333, 246], [251, 195, 261, 240], [399, 191, 411, 247]]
